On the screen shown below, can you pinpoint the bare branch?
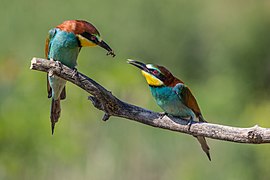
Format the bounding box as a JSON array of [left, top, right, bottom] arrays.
[[30, 57, 270, 144]]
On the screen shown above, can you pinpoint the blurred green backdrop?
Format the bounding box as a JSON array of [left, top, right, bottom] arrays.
[[1, 0, 270, 179]]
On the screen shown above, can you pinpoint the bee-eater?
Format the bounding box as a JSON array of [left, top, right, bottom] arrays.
[[45, 20, 115, 134], [128, 59, 211, 161]]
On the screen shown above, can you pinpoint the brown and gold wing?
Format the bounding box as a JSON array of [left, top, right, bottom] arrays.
[[180, 85, 206, 122], [45, 36, 50, 59]]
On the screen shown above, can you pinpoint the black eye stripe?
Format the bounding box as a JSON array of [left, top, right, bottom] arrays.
[[76, 36, 82, 47], [150, 69, 158, 72], [80, 32, 98, 43], [158, 74, 166, 82], [81, 32, 92, 39], [149, 69, 166, 81]]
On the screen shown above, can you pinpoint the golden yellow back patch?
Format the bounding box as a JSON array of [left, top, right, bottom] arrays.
[[141, 71, 164, 86], [77, 35, 97, 47]]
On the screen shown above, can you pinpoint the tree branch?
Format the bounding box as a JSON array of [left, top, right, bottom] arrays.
[[30, 57, 270, 144]]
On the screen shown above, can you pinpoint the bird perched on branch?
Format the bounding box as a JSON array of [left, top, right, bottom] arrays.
[[45, 20, 115, 134], [128, 59, 211, 161]]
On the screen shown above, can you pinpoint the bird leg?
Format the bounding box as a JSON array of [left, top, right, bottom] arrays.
[[55, 60, 63, 72], [72, 68, 78, 78], [187, 117, 193, 131], [48, 59, 62, 77]]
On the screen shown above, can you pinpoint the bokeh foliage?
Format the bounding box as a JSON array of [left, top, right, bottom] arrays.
[[0, 0, 270, 179]]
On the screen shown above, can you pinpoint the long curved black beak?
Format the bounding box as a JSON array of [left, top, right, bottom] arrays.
[[127, 59, 149, 72], [98, 40, 115, 57], [80, 32, 115, 57]]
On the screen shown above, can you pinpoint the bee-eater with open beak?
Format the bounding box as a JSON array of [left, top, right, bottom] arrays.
[[45, 20, 115, 134], [128, 59, 211, 161]]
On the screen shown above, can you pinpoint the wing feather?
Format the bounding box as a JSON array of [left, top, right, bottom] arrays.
[[174, 83, 206, 122], [45, 29, 56, 98]]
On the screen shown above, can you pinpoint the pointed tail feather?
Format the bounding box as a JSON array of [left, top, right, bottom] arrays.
[[50, 98, 61, 135], [47, 75, 52, 98], [196, 136, 211, 161], [60, 86, 66, 100]]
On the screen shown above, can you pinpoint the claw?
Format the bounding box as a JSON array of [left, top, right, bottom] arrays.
[[72, 68, 78, 78], [55, 61, 62, 67], [187, 118, 193, 131], [55, 61, 63, 72]]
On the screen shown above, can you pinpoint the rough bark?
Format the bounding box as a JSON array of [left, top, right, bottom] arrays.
[[30, 57, 270, 144]]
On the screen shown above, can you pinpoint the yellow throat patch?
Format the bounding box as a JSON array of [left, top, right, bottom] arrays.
[[77, 34, 97, 47], [141, 71, 164, 86]]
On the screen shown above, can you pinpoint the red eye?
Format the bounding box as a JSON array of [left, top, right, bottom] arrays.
[[152, 70, 159, 75], [90, 36, 96, 41]]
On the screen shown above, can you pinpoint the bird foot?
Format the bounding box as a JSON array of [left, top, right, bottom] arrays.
[[187, 119, 193, 131], [159, 112, 168, 119], [71, 68, 79, 78], [55, 61, 63, 72], [48, 59, 62, 77]]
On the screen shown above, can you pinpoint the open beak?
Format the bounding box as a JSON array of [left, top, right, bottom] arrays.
[[127, 59, 149, 72], [98, 40, 115, 57]]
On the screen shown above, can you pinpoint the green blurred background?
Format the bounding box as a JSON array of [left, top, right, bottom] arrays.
[[1, 0, 270, 179]]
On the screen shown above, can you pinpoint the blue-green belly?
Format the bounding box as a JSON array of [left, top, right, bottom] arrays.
[[48, 29, 80, 68], [150, 86, 195, 119]]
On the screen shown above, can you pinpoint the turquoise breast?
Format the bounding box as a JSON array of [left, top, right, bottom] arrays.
[[149, 86, 196, 119], [48, 28, 80, 68]]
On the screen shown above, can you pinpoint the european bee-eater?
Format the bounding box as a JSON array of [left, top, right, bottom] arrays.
[[45, 20, 115, 134], [128, 59, 211, 161]]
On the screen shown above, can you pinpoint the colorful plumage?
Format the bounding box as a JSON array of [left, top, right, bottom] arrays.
[[45, 20, 115, 134], [128, 59, 211, 161]]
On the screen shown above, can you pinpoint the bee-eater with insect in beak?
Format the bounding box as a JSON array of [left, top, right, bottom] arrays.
[[128, 59, 211, 161], [45, 20, 115, 134]]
